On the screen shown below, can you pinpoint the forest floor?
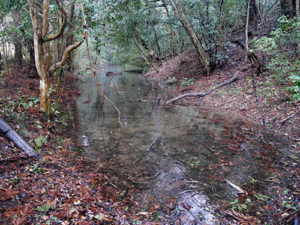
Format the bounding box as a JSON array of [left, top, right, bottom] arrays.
[[0, 45, 299, 224], [145, 45, 299, 147], [0, 65, 162, 225]]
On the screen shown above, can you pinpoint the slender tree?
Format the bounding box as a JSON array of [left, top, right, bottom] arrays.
[[27, 0, 83, 114], [169, 0, 211, 75]]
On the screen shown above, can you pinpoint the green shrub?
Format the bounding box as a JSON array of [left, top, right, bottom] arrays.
[[180, 77, 194, 88], [252, 16, 300, 101]]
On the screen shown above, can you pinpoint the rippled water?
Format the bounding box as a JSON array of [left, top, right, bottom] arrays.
[[74, 63, 297, 224]]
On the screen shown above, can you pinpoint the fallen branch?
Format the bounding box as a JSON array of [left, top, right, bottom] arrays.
[[225, 179, 248, 194], [280, 111, 299, 125], [0, 118, 37, 157], [224, 210, 249, 222], [165, 73, 239, 105]]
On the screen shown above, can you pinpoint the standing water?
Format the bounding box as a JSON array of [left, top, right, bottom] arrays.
[[75, 63, 298, 224]]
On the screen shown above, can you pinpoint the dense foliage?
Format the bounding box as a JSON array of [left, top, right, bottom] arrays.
[[253, 16, 300, 101]]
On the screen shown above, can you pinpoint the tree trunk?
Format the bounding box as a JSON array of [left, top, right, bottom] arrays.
[[280, 0, 296, 17], [169, 0, 211, 75], [66, 1, 75, 71], [1, 42, 10, 77], [28, 0, 83, 114], [245, 0, 250, 60], [14, 41, 23, 66], [162, 0, 178, 57], [13, 10, 23, 66], [133, 29, 159, 62], [0, 50, 2, 70], [152, 23, 162, 57], [28, 39, 35, 65], [40, 76, 51, 113], [297, 0, 299, 58], [249, 0, 260, 24]]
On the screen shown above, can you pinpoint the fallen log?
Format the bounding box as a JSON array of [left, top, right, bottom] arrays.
[[166, 73, 239, 105], [0, 118, 37, 157]]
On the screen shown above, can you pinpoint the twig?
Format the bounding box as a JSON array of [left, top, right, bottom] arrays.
[[225, 179, 248, 194], [166, 72, 239, 105], [224, 210, 248, 221], [145, 135, 161, 152]]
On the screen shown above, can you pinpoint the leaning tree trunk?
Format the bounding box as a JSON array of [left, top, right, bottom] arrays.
[[169, 0, 211, 75], [152, 23, 162, 57]]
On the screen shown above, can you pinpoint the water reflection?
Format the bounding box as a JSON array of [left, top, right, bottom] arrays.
[[75, 64, 295, 224]]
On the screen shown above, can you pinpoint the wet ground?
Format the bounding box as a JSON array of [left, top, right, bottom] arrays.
[[75, 64, 299, 224]]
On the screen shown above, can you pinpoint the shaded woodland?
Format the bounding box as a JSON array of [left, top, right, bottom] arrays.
[[0, 0, 299, 224]]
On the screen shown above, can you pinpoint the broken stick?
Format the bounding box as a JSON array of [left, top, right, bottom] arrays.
[[166, 73, 239, 105], [225, 179, 248, 195]]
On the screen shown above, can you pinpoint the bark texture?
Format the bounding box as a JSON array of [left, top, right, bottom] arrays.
[[0, 118, 37, 157], [27, 0, 83, 113], [169, 0, 211, 75], [13, 10, 23, 66], [280, 0, 296, 17]]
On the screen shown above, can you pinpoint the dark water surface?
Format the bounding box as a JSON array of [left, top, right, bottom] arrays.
[[75, 64, 298, 224]]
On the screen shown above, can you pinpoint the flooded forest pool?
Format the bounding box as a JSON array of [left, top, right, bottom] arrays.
[[74, 64, 299, 224]]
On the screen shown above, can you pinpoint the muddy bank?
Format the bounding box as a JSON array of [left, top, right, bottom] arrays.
[[144, 48, 299, 146]]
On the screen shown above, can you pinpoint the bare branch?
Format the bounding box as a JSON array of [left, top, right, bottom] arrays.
[[49, 39, 84, 74], [166, 73, 239, 105], [43, 0, 67, 42]]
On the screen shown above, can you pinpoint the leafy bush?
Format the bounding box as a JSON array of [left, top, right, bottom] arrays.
[[288, 75, 300, 101], [180, 77, 194, 88], [252, 16, 300, 101]]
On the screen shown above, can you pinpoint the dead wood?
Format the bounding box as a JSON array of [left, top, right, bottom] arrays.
[[280, 111, 299, 125], [0, 118, 37, 157], [231, 40, 262, 74], [165, 73, 239, 105], [225, 179, 248, 194], [224, 210, 249, 222]]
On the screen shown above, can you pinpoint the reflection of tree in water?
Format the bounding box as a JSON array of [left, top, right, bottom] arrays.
[[75, 67, 297, 224]]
